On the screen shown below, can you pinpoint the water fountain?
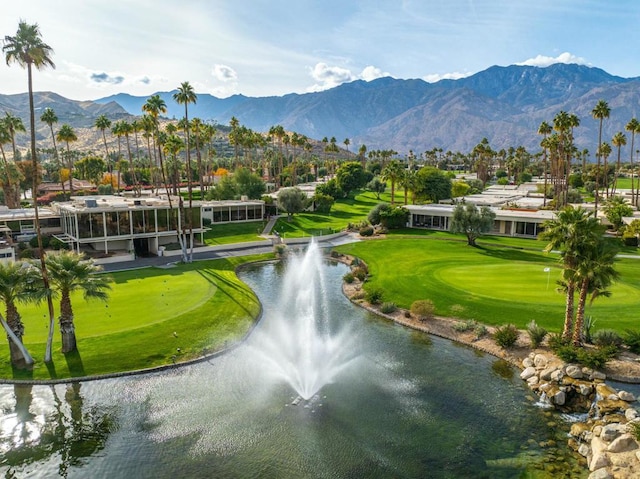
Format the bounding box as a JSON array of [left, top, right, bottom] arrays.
[[247, 241, 360, 400]]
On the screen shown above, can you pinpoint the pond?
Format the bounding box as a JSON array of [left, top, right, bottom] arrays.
[[0, 246, 585, 478]]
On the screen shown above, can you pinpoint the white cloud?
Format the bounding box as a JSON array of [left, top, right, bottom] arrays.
[[359, 65, 391, 81], [211, 64, 238, 82], [516, 52, 588, 68], [423, 71, 472, 83], [307, 62, 355, 91]]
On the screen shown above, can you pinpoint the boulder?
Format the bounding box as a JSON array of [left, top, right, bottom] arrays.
[[591, 371, 607, 381], [539, 367, 555, 381], [597, 399, 630, 416], [566, 364, 583, 379], [588, 468, 613, 479], [527, 376, 539, 386], [551, 369, 564, 382], [552, 389, 566, 406], [578, 443, 590, 457], [625, 409, 638, 421], [589, 452, 610, 471], [618, 390, 636, 402], [522, 357, 534, 368], [600, 424, 626, 442], [533, 354, 547, 368], [607, 434, 638, 453], [520, 367, 537, 380], [570, 422, 591, 438]]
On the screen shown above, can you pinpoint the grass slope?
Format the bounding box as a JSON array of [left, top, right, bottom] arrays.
[[0, 254, 271, 381], [335, 238, 640, 334]]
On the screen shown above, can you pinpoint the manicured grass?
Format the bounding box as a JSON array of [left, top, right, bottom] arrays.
[[0, 254, 272, 381], [203, 221, 267, 245], [274, 189, 384, 237], [334, 238, 640, 334]]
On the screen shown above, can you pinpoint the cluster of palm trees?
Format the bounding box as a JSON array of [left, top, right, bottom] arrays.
[[541, 206, 619, 346]]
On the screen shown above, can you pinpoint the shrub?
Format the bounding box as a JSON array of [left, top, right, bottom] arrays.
[[493, 324, 519, 349], [343, 272, 355, 284], [592, 329, 623, 349], [380, 302, 397, 314], [410, 300, 435, 322], [30, 234, 51, 248], [18, 248, 34, 259], [452, 319, 477, 332], [555, 345, 617, 369], [450, 304, 465, 316], [50, 237, 68, 250], [474, 324, 488, 339], [527, 320, 548, 348], [547, 333, 568, 351], [359, 225, 374, 237], [583, 316, 597, 344], [629, 422, 640, 442], [624, 329, 640, 355], [365, 287, 384, 305], [353, 267, 367, 281]]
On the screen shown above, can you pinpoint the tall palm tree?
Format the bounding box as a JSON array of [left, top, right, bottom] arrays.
[[3, 20, 57, 363], [599, 141, 612, 199], [591, 99, 611, 216], [40, 107, 64, 195], [45, 252, 112, 353], [173, 81, 197, 262], [2, 112, 25, 208], [610, 132, 626, 196], [572, 237, 619, 345], [0, 120, 20, 209], [540, 206, 604, 341], [381, 160, 404, 205], [537, 121, 552, 206], [625, 118, 640, 205], [0, 261, 43, 367], [56, 123, 77, 195], [94, 114, 112, 172], [142, 95, 173, 207]]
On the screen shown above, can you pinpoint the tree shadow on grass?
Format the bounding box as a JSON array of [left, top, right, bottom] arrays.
[[475, 245, 550, 263], [64, 350, 86, 377], [46, 360, 58, 379]]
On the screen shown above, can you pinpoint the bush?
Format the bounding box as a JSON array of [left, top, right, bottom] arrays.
[[527, 320, 548, 348], [29, 234, 51, 249], [624, 330, 640, 355], [18, 248, 34, 259], [592, 329, 623, 349], [493, 324, 519, 349], [547, 333, 568, 351], [50, 237, 68, 250], [452, 319, 477, 332], [555, 344, 617, 369], [380, 302, 397, 314], [450, 304, 465, 316], [365, 287, 384, 305], [410, 300, 435, 322], [629, 422, 640, 442], [583, 316, 597, 344], [474, 324, 488, 339], [343, 272, 355, 284], [353, 267, 367, 281], [359, 225, 374, 237]]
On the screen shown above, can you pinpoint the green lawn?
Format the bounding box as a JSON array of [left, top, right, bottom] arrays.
[[0, 254, 272, 381], [334, 238, 640, 334], [203, 220, 267, 245]]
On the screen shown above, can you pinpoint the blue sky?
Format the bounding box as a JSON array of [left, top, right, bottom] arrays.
[[2, 0, 639, 101]]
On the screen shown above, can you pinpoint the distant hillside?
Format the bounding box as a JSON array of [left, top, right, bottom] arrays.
[[4, 63, 640, 155]]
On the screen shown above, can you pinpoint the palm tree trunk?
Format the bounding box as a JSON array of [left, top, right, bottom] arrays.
[[2, 306, 33, 367], [59, 293, 77, 353], [562, 281, 575, 342], [572, 278, 589, 346]]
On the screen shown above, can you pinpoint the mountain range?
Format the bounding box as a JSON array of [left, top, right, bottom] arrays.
[[2, 63, 640, 156]]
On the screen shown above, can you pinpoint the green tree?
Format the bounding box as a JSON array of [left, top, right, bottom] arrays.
[[610, 131, 626, 196], [540, 206, 604, 341], [625, 118, 640, 204], [45, 252, 112, 353], [366, 177, 386, 200], [450, 202, 496, 247], [74, 155, 106, 185], [380, 160, 403, 205], [414, 166, 452, 203], [173, 81, 197, 262], [451, 180, 470, 198], [335, 161, 367, 197], [592, 100, 611, 216], [0, 261, 43, 368], [3, 20, 57, 362], [56, 123, 78, 195], [235, 167, 266, 199], [40, 107, 64, 194], [573, 237, 619, 345], [603, 196, 634, 232], [94, 114, 112, 169], [277, 187, 308, 221]]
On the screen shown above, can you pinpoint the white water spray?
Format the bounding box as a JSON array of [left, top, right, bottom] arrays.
[[248, 242, 359, 400]]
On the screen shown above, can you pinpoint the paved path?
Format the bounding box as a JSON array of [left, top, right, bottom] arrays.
[[100, 232, 359, 273]]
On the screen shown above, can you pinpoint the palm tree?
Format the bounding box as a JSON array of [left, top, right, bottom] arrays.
[[0, 261, 43, 367], [599, 141, 612, 199], [3, 20, 57, 363], [142, 95, 173, 207], [540, 206, 604, 341], [56, 123, 78, 195], [592, 99, 611, 216], [173, 81, 197, 262], [625, 118, 640, 204], [572, 237, 619, 345], [40, 107, 64, 195], [94, 114, 112, 172], [381, 160, 404, 205], [45, 252, 112, 353], [2, 112, 26, 208], [537, 121, 552, 207], [0, 120, 20, 209], [610, 132, 626, 196]]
